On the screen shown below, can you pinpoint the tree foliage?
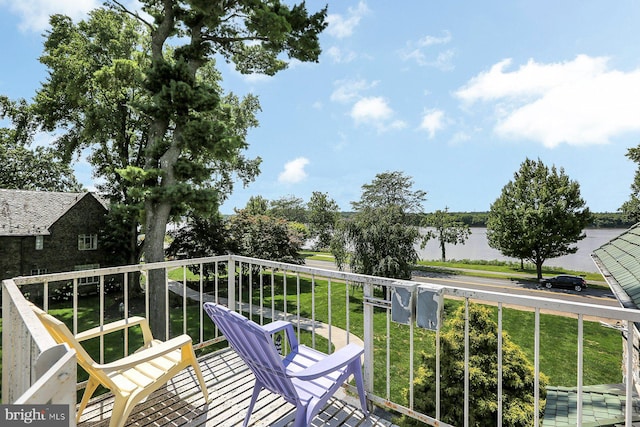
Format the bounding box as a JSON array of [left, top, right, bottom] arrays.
[[269, 195, 308, 223], [0, 97, 81, 192], [227, 210, 304, 264], [487, 158, 591, 279], [307, 191, 340, 250], [620, 144, 640, 223], [332, 171, 426, 280], [422, 208, 471, 262], [34, 1, 326, 338], [244, 195, 269, 215], [400, 303, 547, 427]]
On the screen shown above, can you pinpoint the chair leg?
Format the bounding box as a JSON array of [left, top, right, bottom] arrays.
[[243, 384, 263, 427], [187, 354, 209, 401], [351, 361, 369, 416], [107, 395, 131, 427], [292, 406, 310, 427], [76, 376, 100, 423]]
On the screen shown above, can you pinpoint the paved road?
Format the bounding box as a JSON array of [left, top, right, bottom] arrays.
[[304, 259, 619, 308]]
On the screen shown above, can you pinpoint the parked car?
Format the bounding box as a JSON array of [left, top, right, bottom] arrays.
[[540, 275, 587, 292]]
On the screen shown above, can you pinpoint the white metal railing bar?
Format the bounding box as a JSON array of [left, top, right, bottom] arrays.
[[627, 321, 634, 425], [534, 308, 540, 426], [497, 302, 503, 427], [578, 313, 584, 427], [328, 277, 332, 354], [464, 298, 470, 427], [312, 274, 316, 348]]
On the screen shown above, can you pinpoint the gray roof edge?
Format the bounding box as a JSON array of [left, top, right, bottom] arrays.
[[591, 253, 636, 310]]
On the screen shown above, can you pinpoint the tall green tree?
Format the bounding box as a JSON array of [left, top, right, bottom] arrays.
[[244, 195, 269, 215], [35, 2, 326, 338], [0, 97, 81, 191], [487, 158, 591, 279], [620, 144, 640, 223], [36, 9, 152, 266], [400, 303, 547, 427], [307, 191, 340, 250], [269, 195, 307, 223], [422, 208, 471, 262], [332, 171, 426, 281], [227, 209, 304, 265]]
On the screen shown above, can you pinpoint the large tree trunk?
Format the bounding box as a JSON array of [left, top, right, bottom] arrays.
[[143, 0, 177, 340], [440, 240, 446, 262], [144, 198, 173, 339]]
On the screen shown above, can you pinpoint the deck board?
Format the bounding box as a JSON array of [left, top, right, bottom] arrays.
[[78, 348, 397, 427]]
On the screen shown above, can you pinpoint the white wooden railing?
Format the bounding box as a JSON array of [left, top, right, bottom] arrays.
[[4, 255, 640, 427], [2, 278, 77, 425]]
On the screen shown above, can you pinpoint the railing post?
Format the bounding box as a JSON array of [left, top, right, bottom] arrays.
[[228, 255, 236, 311], [363, 282, 375, 398]]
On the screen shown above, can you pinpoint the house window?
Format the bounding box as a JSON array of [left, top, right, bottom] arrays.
[[35, 235, 44, 250], [31, 268, 48, 275], [75, 264, 100, 285], [78, 234, 98, 250]]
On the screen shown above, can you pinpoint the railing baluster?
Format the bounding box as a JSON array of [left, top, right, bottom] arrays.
[[164, 268, 169, 339], [497, 302, 503, 427], [72, 278, 78, 336], [327, 277, 332, 353], [534, 308, 540, 427], [99, 274, 105, 364], [199, 263, 204, 345], [296, 272, 301, 337], [626, 320, 634, 426], [183, 265, 187, 335], [345, 280, 350, 344], [577, 313, 584, 427], [311, 274, 316, 349], [124, 272, 129, 356], [259, 266, 264, 325], [386, 295, 391, 400], [464, 298, 470, 427], [436, 318, 441, 420]]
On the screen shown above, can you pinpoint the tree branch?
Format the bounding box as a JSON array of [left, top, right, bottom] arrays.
[[110, 0, 154, 30]]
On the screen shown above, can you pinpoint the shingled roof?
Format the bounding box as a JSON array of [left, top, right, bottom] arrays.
[[591, 223, 640, 310], [0, 189, 107, 237]]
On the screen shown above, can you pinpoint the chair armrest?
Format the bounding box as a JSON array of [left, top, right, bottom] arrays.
[[263, 320, 299, 352], [96, 334, 193, 372], [76, 317, 150, 342], [288, 343, 364, 381]]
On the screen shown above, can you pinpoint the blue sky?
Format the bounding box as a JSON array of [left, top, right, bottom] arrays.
[[1, 1, 640, 214]]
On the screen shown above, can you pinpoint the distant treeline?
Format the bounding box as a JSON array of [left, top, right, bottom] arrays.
[[340, 211, 635, 229]]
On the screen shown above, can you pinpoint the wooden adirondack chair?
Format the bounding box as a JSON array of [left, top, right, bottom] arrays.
[[203, 302, 368, 427], [32, 306, 208, 427]]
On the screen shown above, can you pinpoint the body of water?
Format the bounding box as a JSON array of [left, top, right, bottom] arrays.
[[417, 227, 626, 273]]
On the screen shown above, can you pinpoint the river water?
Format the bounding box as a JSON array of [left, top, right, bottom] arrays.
[[417, 227, 626, 273]]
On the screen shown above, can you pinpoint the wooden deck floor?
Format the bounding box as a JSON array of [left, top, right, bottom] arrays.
[[78, 348, 398, 427]]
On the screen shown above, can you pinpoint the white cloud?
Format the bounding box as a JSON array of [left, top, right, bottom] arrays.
[[330, 78, 378, 103], [326, 46, 357, 63], [278, 157, 309, 184], [401, 31, 454, 70], [419, 109, 445, 138], [326, 1, 369, 39], [455, 55, 640, 147], [1, 0, 99, 32], [350, 96, 406, 132], [417, 32, 452, 47], [351, 96, 392, 123]]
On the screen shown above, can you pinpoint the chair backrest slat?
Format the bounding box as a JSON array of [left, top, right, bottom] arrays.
[[203, 303, 298, 401]]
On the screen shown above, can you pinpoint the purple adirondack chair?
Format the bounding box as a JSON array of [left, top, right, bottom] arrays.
[[203, 302, 368, 427]]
